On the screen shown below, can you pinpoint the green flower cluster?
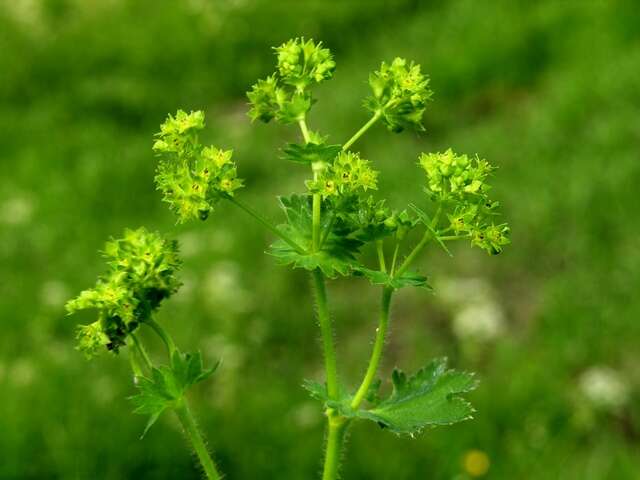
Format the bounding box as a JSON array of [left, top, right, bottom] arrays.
[[153, 110, 243, 223], [66, 228, 181, 357], [365, 57, 433, 133], [419, 149, 493, 199], [419, 149, 510, 254], [307, 151, 378, 198], [247, 38, 335, 124]]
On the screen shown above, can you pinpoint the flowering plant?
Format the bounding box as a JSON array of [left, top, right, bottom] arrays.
[[67, 37, 509, 479]]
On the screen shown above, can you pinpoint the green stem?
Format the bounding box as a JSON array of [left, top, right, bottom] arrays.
[[311, 269, 339, 399], [322, 413, 348, 480], [298, 118, 311, 143], [439, 233, 471, 241], [227, 195, 306, 254], [375, 240, 387, 273], [342, 111, 382, 151], [318, 212, 335, 250], [394, 230, 432, 278], [130, 333, 153, 371], [147, 318, 176, 358], [127, 337, 144, 378], [175, 400, 222, 480], [350, 287, 393, 409], [390, 243, 400, 276]]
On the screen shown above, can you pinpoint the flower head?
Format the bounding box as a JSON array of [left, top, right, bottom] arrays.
[[366, 57, 433, 132], [419, 149, 510, 255], [247, 38, 335, 125], [153, 110, 243, 223], [275, 38, 336, 88], [66, 228, 181, 357]]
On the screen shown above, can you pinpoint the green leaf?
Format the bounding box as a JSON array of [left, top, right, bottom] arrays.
[[355, 267, 431, 290], [302, 379, 354, 417], [302, 379, 328, 402], [281, 142, 342, 165], [129, 350, 217, 437], [357, 358, 477, 435], [268, 195, 362, 278]]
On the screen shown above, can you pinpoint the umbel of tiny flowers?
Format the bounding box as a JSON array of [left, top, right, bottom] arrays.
[[66, 227, 180, 357]]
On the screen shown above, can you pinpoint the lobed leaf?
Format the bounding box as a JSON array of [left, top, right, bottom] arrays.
[[268, 195, 362, 278], [357, 358, 477, 435], [129, 349, 218, 437]]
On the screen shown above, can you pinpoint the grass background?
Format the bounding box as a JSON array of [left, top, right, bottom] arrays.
[[1, 0, 639, 478]]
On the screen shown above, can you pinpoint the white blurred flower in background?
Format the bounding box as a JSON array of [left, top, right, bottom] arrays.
[[0, 195, 34, 226], [40, 280, 70, 308], [579, 366, 630, 410], [437, 276, 507, 343], [453, 301, 505, 342], [203, 261, 252, 313], [9, 358, 35, 387], [3, 0, 43, 31], [177, 231, 206, 259]]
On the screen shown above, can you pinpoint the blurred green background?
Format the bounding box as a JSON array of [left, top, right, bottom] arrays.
[[1, 0, 639, 478]]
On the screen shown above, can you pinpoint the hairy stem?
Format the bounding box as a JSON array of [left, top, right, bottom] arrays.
[[227, 195, 306, 254], [175, 400, 222, 480], [322, 413, 348, 480], [311, 269, 339, 399], [350, 287, 393, 409], [342, 110, 382, 151]]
